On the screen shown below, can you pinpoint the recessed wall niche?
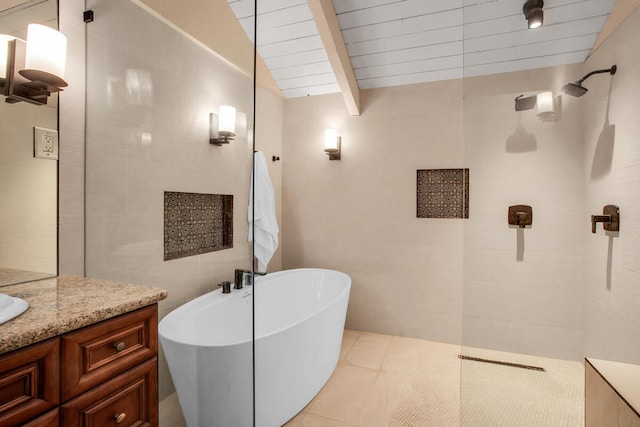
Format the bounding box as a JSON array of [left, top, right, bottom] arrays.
[[417, 169, 469, 219], [164, 192, 233, 261]]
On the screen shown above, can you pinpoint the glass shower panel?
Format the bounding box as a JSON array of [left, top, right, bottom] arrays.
[[461, 1, 586, 425], [84, 0, 257, 424]]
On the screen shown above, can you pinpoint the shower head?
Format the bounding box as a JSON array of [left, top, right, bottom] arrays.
[[561, 65, 617, 97], [561, 82, 588, 97]]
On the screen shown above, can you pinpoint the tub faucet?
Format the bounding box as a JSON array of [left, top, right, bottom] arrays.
[[234, 269, 266, 289], [218, 281, 231, 294]]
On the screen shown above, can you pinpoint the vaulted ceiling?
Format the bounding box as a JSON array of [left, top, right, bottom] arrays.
[[227, 0, 616, 101]]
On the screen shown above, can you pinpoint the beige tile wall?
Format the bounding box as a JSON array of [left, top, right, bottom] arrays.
[[136, 0, 281, 96], [461, 64, 585, 360], [282, 66, 586, 358], [0, 95, 57, 274], [59, 0, 283, 401], [59, 0, 87, 277], [582, 6, 640, 365], [281, 9, 640, 361], [282, 80, 466, 344]]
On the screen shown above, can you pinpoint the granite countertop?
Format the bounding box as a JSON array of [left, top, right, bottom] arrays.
[[0, 275, 167, 355], [0, 267, 55, 287]]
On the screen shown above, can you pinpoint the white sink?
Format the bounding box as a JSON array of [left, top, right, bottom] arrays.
[[0, 294, 29, 325]]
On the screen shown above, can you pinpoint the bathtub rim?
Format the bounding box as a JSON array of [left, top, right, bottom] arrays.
[[158, 268, 351, 349]]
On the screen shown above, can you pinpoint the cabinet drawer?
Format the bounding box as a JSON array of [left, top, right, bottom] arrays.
[[61, 358, 158, 427], [0, 338, 59, 427], [22, 408, 59, 427], [61, 305, 158, 401]]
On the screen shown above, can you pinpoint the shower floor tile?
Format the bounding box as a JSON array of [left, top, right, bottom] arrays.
[[285, 330, 584, 427]]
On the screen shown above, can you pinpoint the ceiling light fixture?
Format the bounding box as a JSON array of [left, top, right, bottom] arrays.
[[523, 0, 544, 29]]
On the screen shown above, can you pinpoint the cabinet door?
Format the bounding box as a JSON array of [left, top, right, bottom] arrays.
[[61, 357, 158, 427], [0, 338, 59, 426], [61, 305, 157, 401]]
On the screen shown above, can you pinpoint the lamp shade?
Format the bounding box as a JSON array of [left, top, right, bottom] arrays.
[[324, 128, 339, 152], [536, 91, 554, 119], [21, 24, 67, 86], [0, 34, 15, 80], [523, 0, 544, 29], [218, 105, 236, 135], [527, 8, 543, 29]]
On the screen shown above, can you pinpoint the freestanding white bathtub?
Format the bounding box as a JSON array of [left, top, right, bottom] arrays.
[[159, 268, 351, 427]]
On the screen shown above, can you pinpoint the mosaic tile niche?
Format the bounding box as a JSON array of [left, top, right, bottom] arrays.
[[417, 169, 469, 219], [164, 192, 233, 261]]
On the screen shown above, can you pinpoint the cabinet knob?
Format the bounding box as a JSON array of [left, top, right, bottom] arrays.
[[114, 342, 126, 352], [114, 412, 126, 424]]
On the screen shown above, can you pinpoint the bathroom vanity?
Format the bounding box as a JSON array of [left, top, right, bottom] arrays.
[[0, 276, 167, 426]]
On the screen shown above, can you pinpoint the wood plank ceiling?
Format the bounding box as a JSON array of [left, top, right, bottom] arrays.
[[227, 0, 616, 98]]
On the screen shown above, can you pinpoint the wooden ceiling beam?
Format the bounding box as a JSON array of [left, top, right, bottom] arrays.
[[307, 0, 361, 116]]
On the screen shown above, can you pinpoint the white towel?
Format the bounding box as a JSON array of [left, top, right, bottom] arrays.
[[248, 151, 279, 272]]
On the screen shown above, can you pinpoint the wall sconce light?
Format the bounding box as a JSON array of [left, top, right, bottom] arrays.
[[324, 128, 341, 160], [210, 105, 237, 146], [0, 34, 14, 80], [1, 24, 68, 106], [523, 0, 544, 29], [536, 91, 554, 121]]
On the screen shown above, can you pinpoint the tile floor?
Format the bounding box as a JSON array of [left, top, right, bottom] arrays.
[[160, 329, 585, 426], [285, 330, 584, 427]]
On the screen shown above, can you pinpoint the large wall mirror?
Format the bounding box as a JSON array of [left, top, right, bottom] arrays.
[[0, 0, 58, 286]]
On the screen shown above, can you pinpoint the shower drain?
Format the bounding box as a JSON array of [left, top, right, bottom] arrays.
[[459, 355, 546, 372]]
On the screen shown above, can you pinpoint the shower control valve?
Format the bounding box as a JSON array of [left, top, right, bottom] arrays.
[[591, 205, 619, 234], [508, 205, 533, 228]]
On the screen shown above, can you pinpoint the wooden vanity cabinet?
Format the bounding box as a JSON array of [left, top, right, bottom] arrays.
[[23, 408, 60, 427], [0, 339, 59, 426], [61, 358, 157, 427], [0, 305, 158, 426], [60, 305, 158, 401]]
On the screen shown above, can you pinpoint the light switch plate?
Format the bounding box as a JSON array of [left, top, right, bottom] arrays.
[[34, 126, 59, 160]]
